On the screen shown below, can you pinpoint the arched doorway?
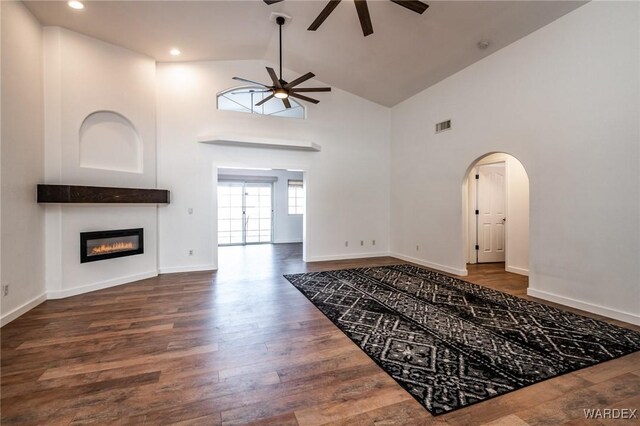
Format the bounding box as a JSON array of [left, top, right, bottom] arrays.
[[462, 153, 530, 276]]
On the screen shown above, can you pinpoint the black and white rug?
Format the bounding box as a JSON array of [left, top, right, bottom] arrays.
[[284, 265, 640, 415]]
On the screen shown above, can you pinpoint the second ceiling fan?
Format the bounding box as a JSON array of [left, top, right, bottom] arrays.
[[264, 0, 429, 37], [232, 16, 331, 109]]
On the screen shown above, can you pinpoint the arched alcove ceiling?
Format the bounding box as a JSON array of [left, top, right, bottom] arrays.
[[462, 151, 530, 183]]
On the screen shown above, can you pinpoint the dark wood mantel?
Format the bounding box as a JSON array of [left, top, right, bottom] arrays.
[[37, 184, 170, 204]]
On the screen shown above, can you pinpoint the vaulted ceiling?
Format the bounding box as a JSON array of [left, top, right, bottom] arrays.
[[25, 0, 586, 106]]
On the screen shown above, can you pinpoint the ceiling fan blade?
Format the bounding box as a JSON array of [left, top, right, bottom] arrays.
[[354, 0, 373, 36], [255, 94, 275, 107], [232, 77, 270, 88], [284, 72, 315, 89], [289, 93, 320, 104], [266, 67, 282, 88], [282, 98, 292, 109], [308, 0, 342, 31], [263, 0, 284, 4], [291, 87, 332, 93], [390, 0, 429, 14]]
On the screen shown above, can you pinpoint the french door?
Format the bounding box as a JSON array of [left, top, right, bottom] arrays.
[[217, 181, 273, 245]]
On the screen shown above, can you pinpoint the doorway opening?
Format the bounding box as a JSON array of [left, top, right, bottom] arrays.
[[216, 167, 306, 265], [463, 153, 530, 276]]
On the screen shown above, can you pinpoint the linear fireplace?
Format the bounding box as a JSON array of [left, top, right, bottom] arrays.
[[80, 228, 144, 263]]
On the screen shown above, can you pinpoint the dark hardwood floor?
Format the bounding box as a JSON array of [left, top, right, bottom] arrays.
[[1, 243, 638, 425]]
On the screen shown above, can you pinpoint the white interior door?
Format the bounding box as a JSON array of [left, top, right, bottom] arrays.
[[476, 163, 506, 263]]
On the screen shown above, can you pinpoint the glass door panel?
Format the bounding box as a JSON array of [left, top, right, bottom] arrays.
[[218, 182, 244, 245], [245, 183, 272, 244]]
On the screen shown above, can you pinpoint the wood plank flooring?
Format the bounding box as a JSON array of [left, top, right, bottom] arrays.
[[1, 243, 639, 425]]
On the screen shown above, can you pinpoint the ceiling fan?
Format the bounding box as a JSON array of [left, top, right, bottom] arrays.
[[231, 16, 331, 109], [264, 0, 429, 37]]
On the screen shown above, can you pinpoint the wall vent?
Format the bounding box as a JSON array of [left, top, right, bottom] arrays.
[[435, 119, 452, 134]]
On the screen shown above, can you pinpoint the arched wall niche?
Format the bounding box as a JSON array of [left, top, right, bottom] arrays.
[[79, 110, 143, 173]]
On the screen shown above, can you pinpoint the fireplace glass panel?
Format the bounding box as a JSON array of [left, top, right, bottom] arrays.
[[86, 235, 140, 257]]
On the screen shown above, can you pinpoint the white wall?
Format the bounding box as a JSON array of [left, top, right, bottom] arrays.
[[504, 157, 529, 275], [0, 1, 46, 325], [466, 153, 529, 275], [156, 60, 390, 272], [390, 2, 639, 324], [43, 28, 159, 298], [217, 168, 303, 244]]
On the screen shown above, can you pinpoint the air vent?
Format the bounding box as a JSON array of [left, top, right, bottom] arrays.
[[435, 119, 451, 133]]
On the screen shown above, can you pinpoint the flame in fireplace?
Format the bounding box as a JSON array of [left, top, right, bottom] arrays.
[[89, 241, 135, 255]]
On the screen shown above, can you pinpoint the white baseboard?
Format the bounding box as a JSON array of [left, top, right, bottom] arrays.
[[158, 264, 217, 274], [1, 293, 47, 327], [527, 288, 640, 326], [47, 270, 158, 299], [306, 252, 390, 262], [389, 252, 468, 276], [506, 265, 529, 276], [273, 240, 303, 244]]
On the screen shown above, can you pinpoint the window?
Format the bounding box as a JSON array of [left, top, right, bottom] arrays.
[[288, 180, 305, 215], [217, 86, 305, 119]]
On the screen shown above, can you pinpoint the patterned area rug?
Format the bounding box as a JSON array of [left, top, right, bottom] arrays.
[[284, 265, 640, 415]]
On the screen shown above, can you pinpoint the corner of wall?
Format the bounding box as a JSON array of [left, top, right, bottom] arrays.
[[1, 0, 46, 326]]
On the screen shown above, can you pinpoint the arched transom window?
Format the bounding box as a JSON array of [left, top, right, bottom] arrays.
[[217, 86, 305, 119]]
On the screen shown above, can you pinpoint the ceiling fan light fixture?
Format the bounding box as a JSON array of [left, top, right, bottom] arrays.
[[231, 12, 330, 109], [274, 88, 289, 99]]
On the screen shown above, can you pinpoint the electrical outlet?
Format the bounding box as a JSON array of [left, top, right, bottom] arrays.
[[372, 240, 376, 246], [416, 245, 420, 251], [3, 285, 8, 297], [345, 241, 348, 247], [360, 240, 364, 246], [188, 249, 194, 256], [188, 208, 193, 215]]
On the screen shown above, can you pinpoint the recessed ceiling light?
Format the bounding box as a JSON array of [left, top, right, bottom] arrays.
[[170, 48, 181, 56], [67, 1, 85, 10]]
